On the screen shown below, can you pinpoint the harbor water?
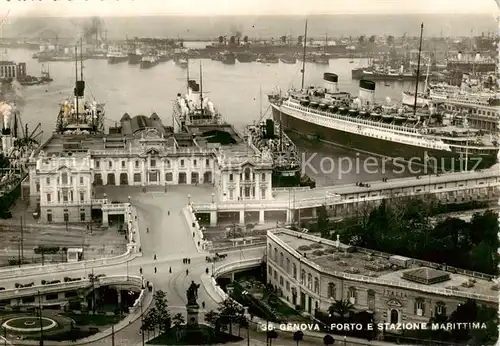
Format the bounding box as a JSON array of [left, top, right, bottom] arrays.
[[4, 48, 421, 184]]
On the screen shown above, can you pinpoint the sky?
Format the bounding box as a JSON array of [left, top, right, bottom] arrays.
[[3, 0, 499, 17]]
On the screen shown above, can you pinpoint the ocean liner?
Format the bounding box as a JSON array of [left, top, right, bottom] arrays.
[[269, 74, 498, 171], [269, 22, 498, 172]]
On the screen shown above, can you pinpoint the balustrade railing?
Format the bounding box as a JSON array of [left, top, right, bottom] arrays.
[[0, 275, 143, 300]]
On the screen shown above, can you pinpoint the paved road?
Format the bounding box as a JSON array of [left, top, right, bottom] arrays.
[[1, 185, 265, 345]]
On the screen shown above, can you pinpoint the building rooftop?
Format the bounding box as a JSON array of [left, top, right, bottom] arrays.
[[273, 230, 497, 301]]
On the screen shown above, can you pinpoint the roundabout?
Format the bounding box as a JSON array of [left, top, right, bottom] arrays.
[[2, 316, 58, 333]]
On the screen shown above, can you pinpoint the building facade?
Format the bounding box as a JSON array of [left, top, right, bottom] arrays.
[[0, 61, 27, 80], [266, 229, 497, 325], [28, 127, 274, 223]]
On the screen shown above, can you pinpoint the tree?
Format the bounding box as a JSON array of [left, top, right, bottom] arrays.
[[297, 35, 303, 45], [172, 313, 185, 342], [216, 298, 245, 335], [368, 35, 376, 43], [323, 334, 335, 345], [293, 330, 304, 346], [387, 35, 394, 45], [358, 35, 365, 45], [151, 290, 171, 333], [141, 312, 156, 339], [328, 300, 354, 322]]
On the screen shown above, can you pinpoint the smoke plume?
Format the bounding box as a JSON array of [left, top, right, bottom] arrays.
[[0, 102, 14, 130]]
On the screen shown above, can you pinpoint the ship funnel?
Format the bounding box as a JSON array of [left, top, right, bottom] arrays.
[[358, 80, 375, 107], [457, 51, 462, 61], [475, 52, 481, 61], [1, 135, 12, 156], [323, 73, 338, 93]]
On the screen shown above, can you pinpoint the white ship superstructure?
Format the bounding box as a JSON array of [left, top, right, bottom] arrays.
[[270, 73, 499, 171]]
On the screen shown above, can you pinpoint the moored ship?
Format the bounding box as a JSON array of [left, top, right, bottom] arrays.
[[220, 51, 236, 65], [107, 46, 128, 64], [140, 54, 159, 69], [128, 48, 143, 65], [236, 52, 256, 63], [269, 73, 499, 171]]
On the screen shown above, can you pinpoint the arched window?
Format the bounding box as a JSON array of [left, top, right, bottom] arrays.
[[314, 278, 319, 293], [165, 159, 171, 168], [274, 248, 278, 261], [279, 252, 283, 267], [268, 244, 272, 256], [327, 283, 336, 299], [286, 258, 290, 273], [307, 273, 312, 289], [301, 270, 305, 284], [293, 264, 297, 279]]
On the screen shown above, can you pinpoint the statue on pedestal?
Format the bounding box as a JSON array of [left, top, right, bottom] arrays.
[[186, 281, 201, 326], [186, 281, 200, 306]]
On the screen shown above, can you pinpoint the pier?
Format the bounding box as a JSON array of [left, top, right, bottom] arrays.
[[191, 170, 500, 226]]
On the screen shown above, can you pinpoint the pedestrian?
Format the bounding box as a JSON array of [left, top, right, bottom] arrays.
[[154, 254, 157, 260], [202, 301, 205, 309], [205, 268, 209, 274], [140, 267, 142, 274], [186, 269, 189, 276], [147, 227, 149, 233], [169, 267, 172, 273], [188, 258, 190, 264], [154, 267, 157, 273], [182, 258, 185, 264], [168, 211, 170, 216]]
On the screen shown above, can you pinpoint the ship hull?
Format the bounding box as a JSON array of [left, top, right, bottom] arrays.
[[271, 104, 497, 172], [140, 61, 158, 69], [128, 53, 142, 64], [107, 56, 128, 64]]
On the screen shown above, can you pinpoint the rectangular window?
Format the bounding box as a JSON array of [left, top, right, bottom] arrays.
[[63, 191, 68, 202], [150, 159, 156, 167], [47, 212, 52, 222], [229, 189, 234, 200], [46, 193, 51, 202], [165, 173, 173, 181], [96, 161, 100, 169], [133, 173, 141, 183], [80, 192, 85, 202], [135, 160, 140, 168], [80, 176, 84, 185], [80, 212, 85, 221], [63, 212, 69, 222], [108, 161, 112, 169], [261, 173, 266, 181], [46, 177, 50, 185], [193, 159, 197, 167], [261, 188, 266, 199], [229, 173, 233, 181], [206, 159, 210, 167], [122, 161, 126, 168], [180, 159, 185, 167]]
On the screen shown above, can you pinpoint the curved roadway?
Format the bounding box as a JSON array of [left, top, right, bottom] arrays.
[[1, 186, 265, 345]]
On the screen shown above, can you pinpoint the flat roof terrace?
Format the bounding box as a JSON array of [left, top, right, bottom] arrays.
[[273, 231, 497, 300]]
